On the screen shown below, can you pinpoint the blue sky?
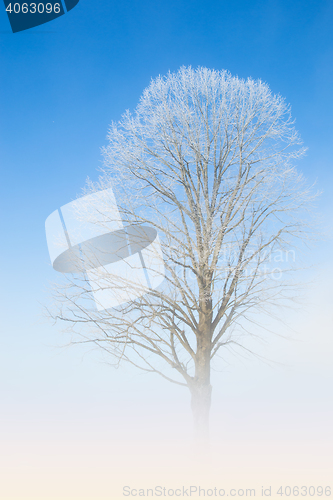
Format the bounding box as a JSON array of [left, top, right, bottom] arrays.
[[1, 0, 332, 321], [0, 1, 333, 497]]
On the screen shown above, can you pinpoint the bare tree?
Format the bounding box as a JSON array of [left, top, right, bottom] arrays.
[[47, 66, 315, 442]]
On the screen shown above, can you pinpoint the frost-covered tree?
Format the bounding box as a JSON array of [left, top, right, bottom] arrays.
[[49, 67, 314, 442]]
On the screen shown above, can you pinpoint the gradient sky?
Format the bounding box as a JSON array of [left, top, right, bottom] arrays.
[[1, 1, 333, 498]]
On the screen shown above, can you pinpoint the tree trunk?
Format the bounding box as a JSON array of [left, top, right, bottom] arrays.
[[190, 381, 212, 443], [189, 334, 212, 445]]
